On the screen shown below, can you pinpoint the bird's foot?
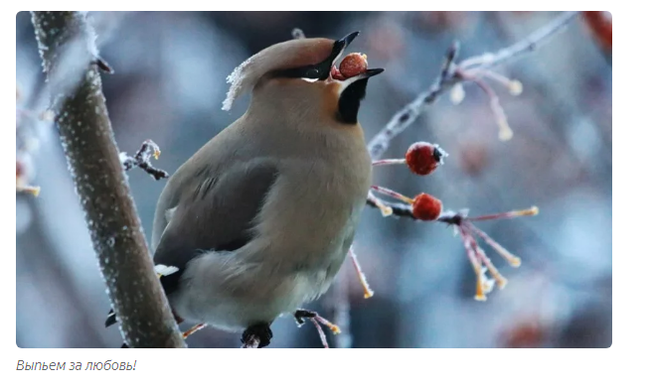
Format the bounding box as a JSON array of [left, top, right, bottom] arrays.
[[241, 323, 273, 348], [294, 309, 340, 333], [294, 308, 340, 348], [294, 309, 317, 326]]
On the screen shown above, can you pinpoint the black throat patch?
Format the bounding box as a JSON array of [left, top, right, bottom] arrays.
[[337, 78, 369, 124]]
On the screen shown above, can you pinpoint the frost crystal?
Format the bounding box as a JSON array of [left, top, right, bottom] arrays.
[[118, 152, 128, 164], [222, 57, 252, 111]]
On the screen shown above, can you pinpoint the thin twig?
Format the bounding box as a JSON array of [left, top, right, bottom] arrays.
[[461, 11, 580, 71], [182, 323, 207, 339], [323, 275, 352, 348], [459, 69, 513, 141], [366, 41, 459, 160], [349, 246, 374, 299], [366, 197, 416, 219], [121, 139, 169, 180], [310, 319, 330, 348]]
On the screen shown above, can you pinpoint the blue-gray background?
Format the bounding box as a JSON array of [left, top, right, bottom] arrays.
[[16, 11, 611, 348]]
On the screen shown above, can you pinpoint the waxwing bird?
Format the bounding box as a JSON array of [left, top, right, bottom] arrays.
[[105, 31, 383, 348]]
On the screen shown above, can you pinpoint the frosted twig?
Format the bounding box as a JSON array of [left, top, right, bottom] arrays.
[[324, 274, 352, 348], [367, 191, 394, 217], [182, 323, 207, 339], [348, 247, 374, 299], [476, 69, 523, 95], [310, 319, 330, 348], [372, 158, 406, 167], [365, 11, 579, 161], [121, 139, 169, 180], [366, 40, 459, 160], [292, 28, 306, 40], [366, 196, 536, 296], [460, 11, 580, 71], [459, 70, 513, 141], [366, 196, 416, 219]]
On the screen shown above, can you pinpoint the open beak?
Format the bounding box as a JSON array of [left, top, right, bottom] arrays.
[[309, 31, 360, 80], [335, 67, 384, 91], [358, 68, 384, 78], [331, 31, 360, 62], [329, 32, 384, 83], [309, 31, 384, 82], [331, 33, 383, 124]]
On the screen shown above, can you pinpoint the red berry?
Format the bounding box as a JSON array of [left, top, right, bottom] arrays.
[[338, 53, 368, 79], [405, 142, 446, 175], [412, 193, 443, 221]]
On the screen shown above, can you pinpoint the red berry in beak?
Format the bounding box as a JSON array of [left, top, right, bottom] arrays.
[[338, 52, 368, 79]]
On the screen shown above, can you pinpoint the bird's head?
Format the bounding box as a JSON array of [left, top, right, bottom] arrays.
[[222, 32, 383, 126]]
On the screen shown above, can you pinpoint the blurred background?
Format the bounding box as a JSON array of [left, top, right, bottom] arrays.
[[16, 11, 611, 348]]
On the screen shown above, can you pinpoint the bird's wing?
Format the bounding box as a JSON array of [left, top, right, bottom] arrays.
[[106, 156, 278, 329], [152, 157, 279, 295]]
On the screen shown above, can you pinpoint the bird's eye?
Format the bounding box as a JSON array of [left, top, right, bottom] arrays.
[[273, 64, 328, 80], [304, 68, 320, 79]]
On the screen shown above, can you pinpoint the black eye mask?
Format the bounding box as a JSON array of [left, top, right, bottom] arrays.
[[273, 31, 359, 80]]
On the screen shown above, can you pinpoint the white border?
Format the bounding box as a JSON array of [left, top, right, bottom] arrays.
[[5, 2, 642, 386]]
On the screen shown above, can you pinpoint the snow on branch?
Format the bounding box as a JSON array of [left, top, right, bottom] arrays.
[[121, 139, 170, 180]]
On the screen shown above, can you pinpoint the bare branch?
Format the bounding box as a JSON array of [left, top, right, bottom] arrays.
[[366, 11, 579, 161], [31, 11, 185, 348], [366, 197, 416, 219], [366, 41, 459, 160]]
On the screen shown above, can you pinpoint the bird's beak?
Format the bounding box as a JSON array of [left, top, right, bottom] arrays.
[[331, 31, 360, 62], [358, 68, 385, 79], [303, 31, 384, 82], [329, 32, 384, 84], [308, 31, 360, 80], [336, 67, 384, 91]]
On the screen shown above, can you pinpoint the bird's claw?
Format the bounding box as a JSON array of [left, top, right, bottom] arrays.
[[241, 323, 273, 348]]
